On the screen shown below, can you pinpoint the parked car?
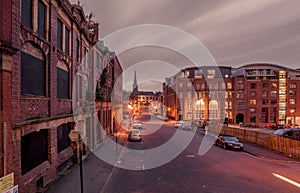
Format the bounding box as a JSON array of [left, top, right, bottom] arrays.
[[174, 121, 186, 128], [179, 122, 192, 130], [287, 124, 299, 128], [272, 128, 300, 140], [128, 129, 142, 141], [133, 121, 143, 129], [273, 124, 286, 129], [215, 134, 243, 150]]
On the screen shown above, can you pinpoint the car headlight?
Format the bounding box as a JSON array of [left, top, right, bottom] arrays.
[[228, 143, 233, 146]]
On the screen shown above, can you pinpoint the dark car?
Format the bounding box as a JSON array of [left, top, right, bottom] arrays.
[[272, 128, 300, 140], [215, 134, 244, 150]]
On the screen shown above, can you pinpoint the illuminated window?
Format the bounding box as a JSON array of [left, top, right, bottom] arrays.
[[290, 99, 296, 105], [207, 70, 215, 79], [271, 83, 277, 88], [209, 100, 218, 119], [290, 83, 296, 89], [251, 91, 256, 97], [227, 83, 232, 89], [249, 99, 256, 105], [250, 108, 256, 113]]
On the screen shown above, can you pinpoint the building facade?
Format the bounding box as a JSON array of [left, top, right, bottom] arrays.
[[163, 64, 300, 128], [0, 0, 121, 192]]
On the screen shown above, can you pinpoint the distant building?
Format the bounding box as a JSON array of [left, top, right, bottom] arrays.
[[127, 70, 163, 115], [163, 64, 300, 128]]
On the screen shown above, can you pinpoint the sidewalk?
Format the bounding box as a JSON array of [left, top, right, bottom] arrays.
[[227, 124, 300, 162], [242, 142, 300, 163], [46, 131, 128, 193]]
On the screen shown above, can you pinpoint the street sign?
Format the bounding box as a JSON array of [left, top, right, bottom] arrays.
[[0, 173, 14, 192], [69, 130, 80, 142]]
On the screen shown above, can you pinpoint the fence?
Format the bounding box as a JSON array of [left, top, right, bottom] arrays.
[[221, 127, 300, 160]]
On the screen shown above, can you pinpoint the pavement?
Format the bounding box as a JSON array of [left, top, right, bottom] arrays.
[[46, 123, 299, 193], [46, 130, 128, 193]]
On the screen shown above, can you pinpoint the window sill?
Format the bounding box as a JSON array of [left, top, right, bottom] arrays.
[[21, 95, 49, 100], [57, 98, 72, 102]]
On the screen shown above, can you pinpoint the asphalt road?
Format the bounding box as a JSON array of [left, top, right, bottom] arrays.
[[102, 108, 300, 193]]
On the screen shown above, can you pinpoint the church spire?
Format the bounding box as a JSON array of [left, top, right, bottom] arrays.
[[133, 69, 138, 91]]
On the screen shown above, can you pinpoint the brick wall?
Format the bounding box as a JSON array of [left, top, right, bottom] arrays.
[[1, 0, 99, 192]]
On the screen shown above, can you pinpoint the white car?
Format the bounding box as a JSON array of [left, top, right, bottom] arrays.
[[133, 121, 143, 129], [128, 129, 142, 141], [179, 123, 192, 130], [175, 121, 187, 128]]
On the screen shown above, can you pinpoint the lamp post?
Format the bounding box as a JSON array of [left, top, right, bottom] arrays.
[[167, 107, 171, 120]]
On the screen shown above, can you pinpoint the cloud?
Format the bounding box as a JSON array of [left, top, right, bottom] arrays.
[[72, 0, 300, 90]]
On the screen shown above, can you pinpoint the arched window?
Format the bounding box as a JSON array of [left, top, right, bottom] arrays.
[[21, 42, 46, 96], [209, 100, 218, 119], [57, 61, 69, 99], [195, 99, 205, 119]]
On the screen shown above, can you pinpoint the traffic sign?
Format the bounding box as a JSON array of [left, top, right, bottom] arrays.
[[69, 130, 80, 142]]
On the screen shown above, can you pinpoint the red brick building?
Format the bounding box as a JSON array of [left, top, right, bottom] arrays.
[[0, 0, 114, 192], [163, 64, 300, 128]]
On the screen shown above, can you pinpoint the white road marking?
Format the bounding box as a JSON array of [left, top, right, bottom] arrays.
[[273, 173, 300, 188], [186, 154, 195, 158]]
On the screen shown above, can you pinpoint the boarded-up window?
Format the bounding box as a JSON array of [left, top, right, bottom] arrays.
[[21, 0, 32, 29], [65, 27, 70, 55], [75, 38, 80, 62], [21, 130, 48, 175], [78, 75, 83, 99], [57, 123, 71, 153], [57, 20, 63, 50], [57, 63, 69, 99], [21, 51, 46, 96], [38, 0, 46, 38]]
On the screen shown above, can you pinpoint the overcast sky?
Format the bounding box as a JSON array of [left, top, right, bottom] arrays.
[[72, 0, 300, 91]]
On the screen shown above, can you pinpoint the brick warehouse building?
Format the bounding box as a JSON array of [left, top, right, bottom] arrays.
[[163, 64, 300, 128], [0, 0, 122, 192]]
